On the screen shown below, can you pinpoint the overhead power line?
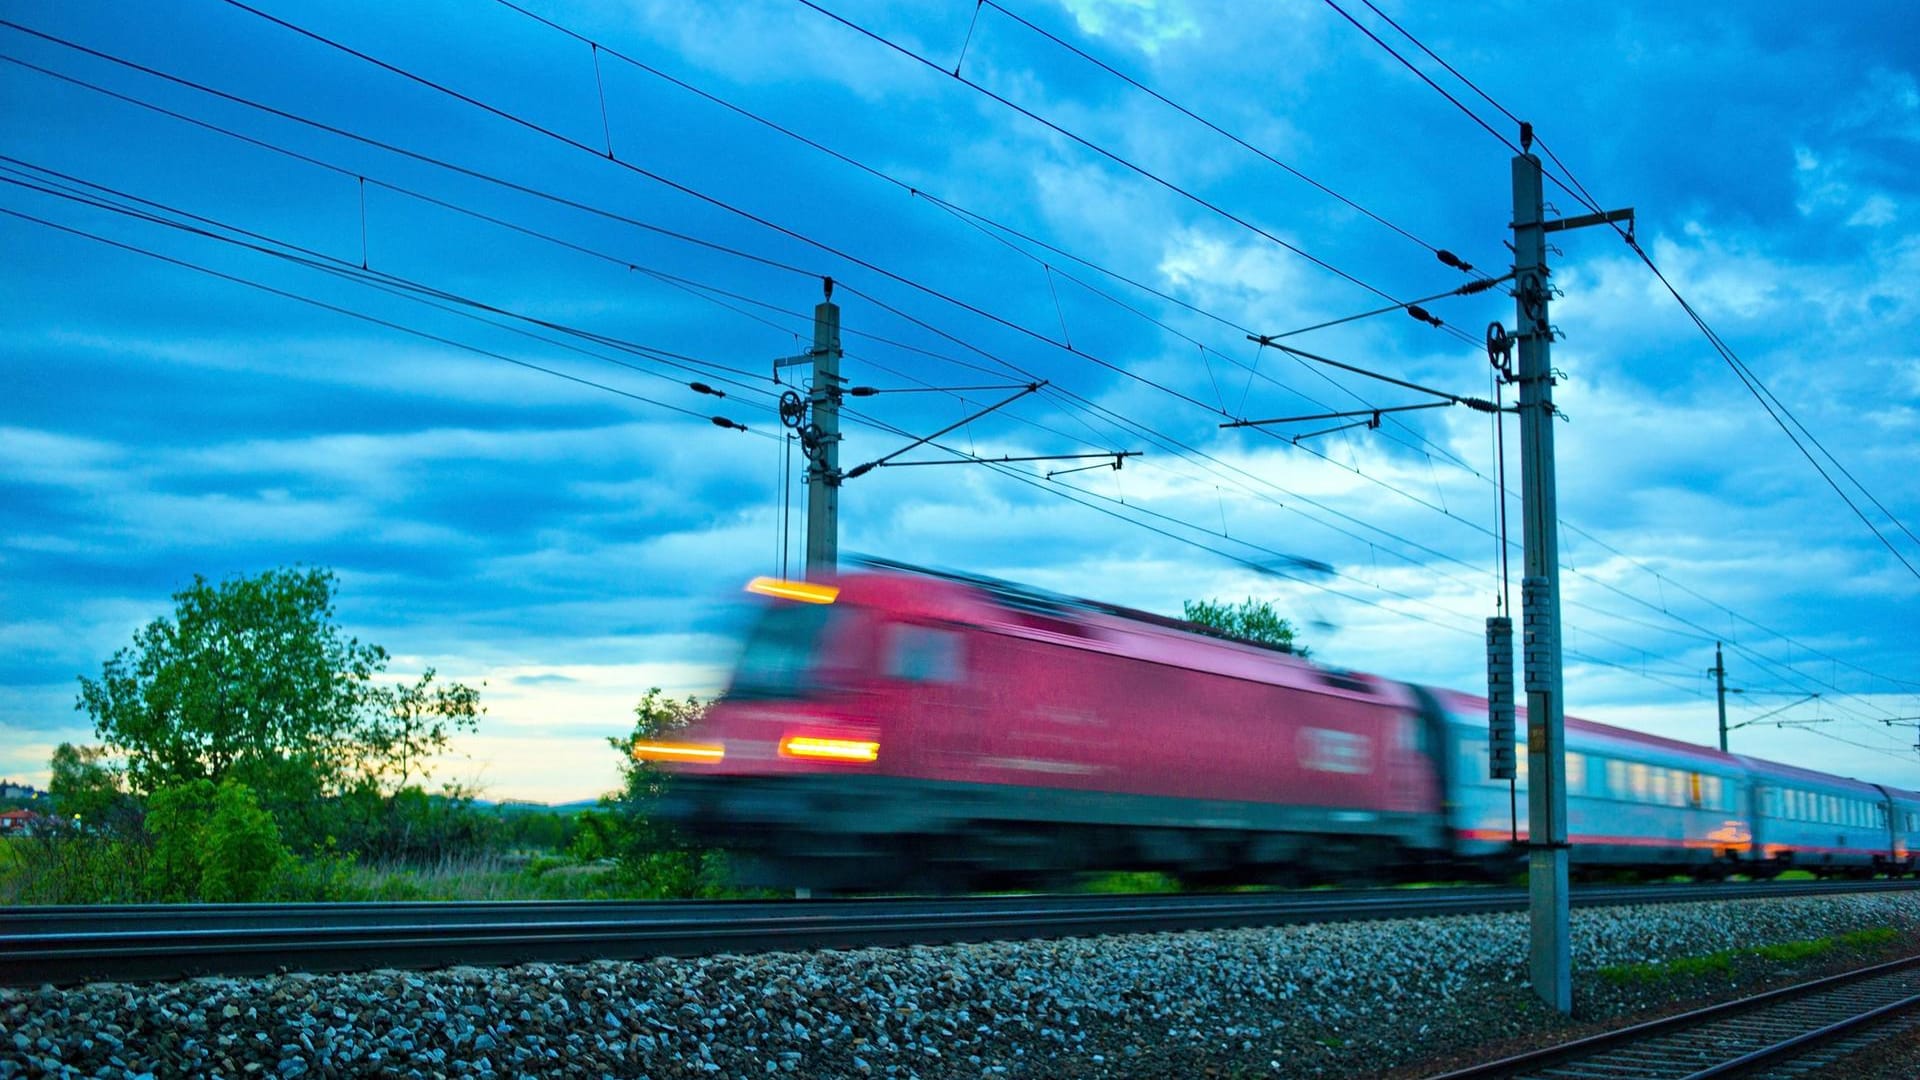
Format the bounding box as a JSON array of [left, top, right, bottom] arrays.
[[788, 0, 1485, 345], [1316, 0, 1920, 584], [0, 204, 769, 432], [4, 35, 1508, 625], [976, 0, 1483, 268], [13, 11, 1905, 710]]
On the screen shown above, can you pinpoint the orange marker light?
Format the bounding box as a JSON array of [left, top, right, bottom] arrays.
[[631, 740, 725, 764], [779, 735, 879, 762], [746, 576, 840, 604]]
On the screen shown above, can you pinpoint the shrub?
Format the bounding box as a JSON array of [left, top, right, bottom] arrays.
[[141, 778, 290, 902]]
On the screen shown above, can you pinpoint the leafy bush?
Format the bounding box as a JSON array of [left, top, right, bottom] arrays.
[[141, 779, 289, 902], [200, 780, 288, 902], [143, 780, 217, 901]]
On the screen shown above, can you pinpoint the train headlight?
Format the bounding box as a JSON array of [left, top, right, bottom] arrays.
[[745, 577, 840, 604], [778, 735, 879, 763], [631, 740, 726, 764]]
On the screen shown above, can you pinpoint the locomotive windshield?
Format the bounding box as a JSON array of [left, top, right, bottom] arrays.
[[728, 601, 847, 700]]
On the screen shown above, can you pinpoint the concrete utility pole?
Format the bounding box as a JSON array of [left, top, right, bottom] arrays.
[[1713, 642, 1730, 752], [1511, 133, 1633, 1015], [776, 279, 844, 581], [1512, 143, 1572, 1017], [803, 292, 843, 579]]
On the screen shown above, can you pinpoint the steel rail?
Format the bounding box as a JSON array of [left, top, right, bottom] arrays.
[[5, 880, 1915, 988], [1425, 952, 1920, 1079]]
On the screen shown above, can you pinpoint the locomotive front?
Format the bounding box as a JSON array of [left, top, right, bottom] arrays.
[[645, 573, 986, 890]]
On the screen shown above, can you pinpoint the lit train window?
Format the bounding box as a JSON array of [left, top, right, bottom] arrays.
[[884, 624, 965, 684], [1688, 772, 1703, 808], [1298, 727, 1372, 774], [1566, 753, 1587, 793], [1606, 759, 1627, 800], [1629, 763, 1650, 801], [1703, 775, 1723, 811], [1648, 767, 1667, 805]]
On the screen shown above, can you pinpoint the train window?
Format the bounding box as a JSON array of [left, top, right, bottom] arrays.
[[1605, 759, 1627, 800], [1648, 768, 1667, 805], [1688, 772, 1703, 808], [1875, 805, 1887, 828], [884, 624, 965, 684], [1630, 763, 1650, 802], [1567, 753, 1587, 793], [1703, 775, 1723, 811], [729, 603, 850, 700]]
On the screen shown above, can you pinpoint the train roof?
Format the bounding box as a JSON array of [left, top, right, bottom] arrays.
[[1428, 687, 1744, 766], [1732, 753, 1886, 794], [823, 559, 1408, 706], [812, 561, 1909, 795]]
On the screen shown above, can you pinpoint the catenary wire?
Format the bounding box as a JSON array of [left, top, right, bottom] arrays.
[[15, 16, 1904, 714]]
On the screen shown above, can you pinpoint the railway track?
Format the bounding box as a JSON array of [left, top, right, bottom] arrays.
[[1428, 953, 1920, 1079], [3, 880, 1914, 988]]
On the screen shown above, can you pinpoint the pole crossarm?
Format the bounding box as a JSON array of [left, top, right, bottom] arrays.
[[1243, 339, 1499, 412], [870, 450, 1137, 469], [1540, 207, 1635, 234], [1221, 401, 1452, 430], [1727, 693, 1821, 730], [844, 383, 1042, 479], [848, 382, 1033, 396]]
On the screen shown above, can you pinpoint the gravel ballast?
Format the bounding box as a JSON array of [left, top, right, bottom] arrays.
[[4, 892, 1918, 1079]]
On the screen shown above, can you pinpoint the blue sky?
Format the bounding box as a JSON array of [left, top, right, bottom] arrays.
[[3, 0, 1917, 802]]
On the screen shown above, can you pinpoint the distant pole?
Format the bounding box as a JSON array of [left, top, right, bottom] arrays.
[[803, 283, 843, 579], [1712, 642, 1729, 752], [1513, 141, 1571, 1015]]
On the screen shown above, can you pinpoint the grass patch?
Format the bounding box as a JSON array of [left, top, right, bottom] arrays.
[[1598, 927, 1900, 987], [0, 835, 755, 904], [1078, 870, 1182, 894]]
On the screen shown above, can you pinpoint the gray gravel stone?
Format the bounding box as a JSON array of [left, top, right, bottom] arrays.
[[2, 892, 1916, 1079]]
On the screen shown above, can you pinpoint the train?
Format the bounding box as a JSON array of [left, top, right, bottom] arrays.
[[647, 560, 1920, 892]]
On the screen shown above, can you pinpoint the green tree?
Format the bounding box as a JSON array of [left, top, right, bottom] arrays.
[[1182, 597, 1311, 657], [596, 689, 730, 897], [354, 669, 485, 792], [74, 567, 483, 849], [46, 742, 136, 833]]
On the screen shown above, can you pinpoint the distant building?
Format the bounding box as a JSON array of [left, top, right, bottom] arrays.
[[0, 808, 47, 836], [0, 781, 39, 802]]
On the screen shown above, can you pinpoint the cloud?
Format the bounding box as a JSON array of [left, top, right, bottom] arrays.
[[1059, 0, 1199, 57]]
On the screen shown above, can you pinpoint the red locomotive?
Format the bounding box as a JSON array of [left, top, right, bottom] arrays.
[[651, 561, 1917, 891]]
